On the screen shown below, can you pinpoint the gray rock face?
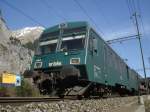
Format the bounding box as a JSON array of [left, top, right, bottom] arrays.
[[0, 15, 43, 74], [0, 42, 33, 74], [0, 16, 11, 44]]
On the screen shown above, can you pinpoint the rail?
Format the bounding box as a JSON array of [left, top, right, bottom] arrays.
[[0, 97, 71, 104]]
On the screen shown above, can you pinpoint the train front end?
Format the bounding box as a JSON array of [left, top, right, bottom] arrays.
[[31, 22, 89, 96]]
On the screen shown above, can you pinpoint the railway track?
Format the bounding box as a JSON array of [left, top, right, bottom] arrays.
[[0, 97, 74, 105], [0, 95, 134, 105]]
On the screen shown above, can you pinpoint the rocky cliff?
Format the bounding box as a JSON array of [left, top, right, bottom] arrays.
[[0, 16, 44, 74]]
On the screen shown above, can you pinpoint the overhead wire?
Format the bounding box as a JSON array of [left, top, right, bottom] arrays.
[[38, 0, 67, 22], [137, 0, 146, 36], [131, 0, 137, 13], [92, 0, 116, 38], [73, 0, 105, 37], [106, 34, 138, 44], [0, 0, 45, 27], [126, 0, 133, 17], [105, 0, 139, 44], [126, 0, 149, 78], [126, 0, 141, 37], [127, 0, 146, 39], [128, 0, 136, 13], [126, 0, 136, 26]]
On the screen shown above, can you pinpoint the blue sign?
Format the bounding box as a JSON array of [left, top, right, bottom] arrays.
[[15, 75, 21, 86]]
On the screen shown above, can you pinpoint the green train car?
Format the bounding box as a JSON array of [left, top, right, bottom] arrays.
[[31, 21, 139, 97]]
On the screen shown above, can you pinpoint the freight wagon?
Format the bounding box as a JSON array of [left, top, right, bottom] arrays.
[[30, 21, 139, 98]]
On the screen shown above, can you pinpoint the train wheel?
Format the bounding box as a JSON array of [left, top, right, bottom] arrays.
[[98, 92, 104, 98], [58, 95, 64, 99], [77, 95, 83, 100]]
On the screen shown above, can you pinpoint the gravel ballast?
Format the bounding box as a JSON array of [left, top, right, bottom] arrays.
[[0, 97, 137, 112], [144, 100, 150, 112]]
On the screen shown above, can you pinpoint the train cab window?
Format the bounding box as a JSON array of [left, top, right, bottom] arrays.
[[60, 34, 85, 51], [39, 39, 58, 54], [41, 44, 57, 54]]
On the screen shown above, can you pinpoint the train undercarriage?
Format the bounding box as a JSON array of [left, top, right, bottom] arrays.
[[25, 65, 138, 99]]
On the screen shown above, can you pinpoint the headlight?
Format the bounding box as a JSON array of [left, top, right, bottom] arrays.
[[34, 62, 42, 68], [70, 58, 80, 64]]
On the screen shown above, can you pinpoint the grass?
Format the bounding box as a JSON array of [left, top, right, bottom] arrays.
[[0, 78, 41, 97]]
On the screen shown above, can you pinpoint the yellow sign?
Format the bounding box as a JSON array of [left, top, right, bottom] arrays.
[[1, 72, 16, 84]]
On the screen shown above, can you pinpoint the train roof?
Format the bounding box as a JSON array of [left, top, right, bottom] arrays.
[[42, 21, 88, 34]]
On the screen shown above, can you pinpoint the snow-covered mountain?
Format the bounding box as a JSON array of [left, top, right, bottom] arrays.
[[12, 26, 44, 44]]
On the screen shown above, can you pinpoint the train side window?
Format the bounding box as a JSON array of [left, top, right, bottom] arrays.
[[89, 36, 98, 54], [115, 56, 118, 70], [93, 37, 98, 53], [89, 36, 93, 52], [108, 51, 112, 66], [126, 66, 129, 79]]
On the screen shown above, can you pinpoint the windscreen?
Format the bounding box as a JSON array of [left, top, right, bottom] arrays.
[[38, 38, 58, 54], [61, 34, 85, 51], [35, 27, 86, 54]]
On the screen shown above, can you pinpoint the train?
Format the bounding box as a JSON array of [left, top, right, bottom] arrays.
[[29, 21, 141, 98]]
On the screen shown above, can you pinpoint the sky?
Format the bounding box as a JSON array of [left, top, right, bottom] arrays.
[[0, 0, 150, 77]]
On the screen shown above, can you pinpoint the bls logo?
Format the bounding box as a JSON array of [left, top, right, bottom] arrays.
[[49, 61, 62, 67]]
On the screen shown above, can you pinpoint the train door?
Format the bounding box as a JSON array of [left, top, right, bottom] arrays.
[[104, 45, 108, 85], [88, 36, 97, 82], [87, 31, 104, 84]]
